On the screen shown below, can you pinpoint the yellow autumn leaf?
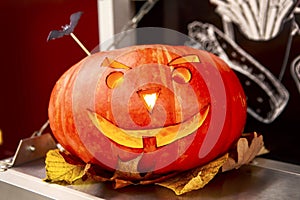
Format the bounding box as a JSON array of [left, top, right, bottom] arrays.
[[44, 149, 90, 184], [43, 132, 265, 195], [157, 153, 228, 195]]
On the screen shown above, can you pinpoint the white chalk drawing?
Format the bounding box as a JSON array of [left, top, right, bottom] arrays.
[[210, 0, 300, 41], [291, 7, 300, 93], [291, 55, 300, 93], [187, 0, 300, 123], [187, 21, 289, 123]]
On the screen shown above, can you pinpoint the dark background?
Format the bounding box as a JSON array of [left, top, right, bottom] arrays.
[[1, 0, 299, 165], [0, 0, 99, 158]]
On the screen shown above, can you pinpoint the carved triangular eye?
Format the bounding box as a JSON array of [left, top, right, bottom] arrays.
[[168, 55, 200, 66], [101, 57, 131, 69]]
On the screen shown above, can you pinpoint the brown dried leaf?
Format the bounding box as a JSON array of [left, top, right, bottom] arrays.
[[157, 153, 228, 195], [44, 132, 265, 195], [111, 154, 156, 188], [139, 171, 180, 185], [112, 154, 144, 181], [222, 132, 264, 172], [113, 179, 134, 189]]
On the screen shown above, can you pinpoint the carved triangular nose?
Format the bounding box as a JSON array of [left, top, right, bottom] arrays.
[[138, 88, 160, 113]]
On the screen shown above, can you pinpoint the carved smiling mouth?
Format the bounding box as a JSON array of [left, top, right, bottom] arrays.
[[87, 105, 210, 149]]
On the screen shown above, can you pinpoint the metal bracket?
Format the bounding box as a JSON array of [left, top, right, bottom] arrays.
[[0, 133, 57, 171]]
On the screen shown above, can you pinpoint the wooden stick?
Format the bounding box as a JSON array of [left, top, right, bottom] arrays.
[[70, 33, 91, 56]]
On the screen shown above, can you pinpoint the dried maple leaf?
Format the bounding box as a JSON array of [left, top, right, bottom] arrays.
[[44, 149, 90, 184], [222, 132, 264, 172], [112, 154, 145, 181], [157, 153, 229, 195], [109, 155, 145, 188], [44, 132, 265, 195], [110, 154, 165, 188]]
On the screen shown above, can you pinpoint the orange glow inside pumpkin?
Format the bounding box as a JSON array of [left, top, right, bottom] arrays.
[[106, 71, 124, 89], [172, 67, 192, 84], [137, 88, 161, 113]]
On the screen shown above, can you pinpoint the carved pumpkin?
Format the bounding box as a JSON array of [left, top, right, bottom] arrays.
[[48, 44, 247, 175]]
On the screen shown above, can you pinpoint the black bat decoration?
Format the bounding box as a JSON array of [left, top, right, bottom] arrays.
[[47, 11, 83, 41]]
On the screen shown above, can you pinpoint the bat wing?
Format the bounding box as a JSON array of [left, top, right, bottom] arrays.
[[47, 30, 67, 41], [46, 11, 83, 41], [67, 11, 83, 34]]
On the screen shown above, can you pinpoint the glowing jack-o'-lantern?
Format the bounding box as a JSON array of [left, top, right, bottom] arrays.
[[48, 45, 247, 175]]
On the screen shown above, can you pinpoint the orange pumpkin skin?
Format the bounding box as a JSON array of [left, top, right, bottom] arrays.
[[48, 44, 247, 175]]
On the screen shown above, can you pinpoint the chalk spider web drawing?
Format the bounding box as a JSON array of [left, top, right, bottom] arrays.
[[187, 0, 300, 123]]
